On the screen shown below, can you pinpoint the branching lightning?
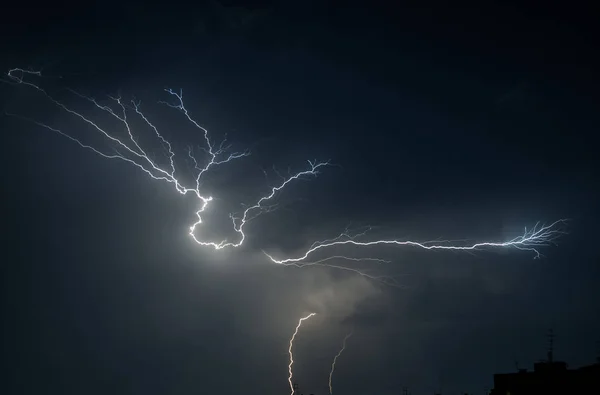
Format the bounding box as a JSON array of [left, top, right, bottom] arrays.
[[5, 68, 568, 284], [5, 68, 328, 252], [264, 219, 568, 265], [288, 313, 316, 395], [328, 330, 353, 394]]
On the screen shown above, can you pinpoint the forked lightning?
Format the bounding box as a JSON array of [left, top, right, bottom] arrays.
[[6, 68, 567, 276]]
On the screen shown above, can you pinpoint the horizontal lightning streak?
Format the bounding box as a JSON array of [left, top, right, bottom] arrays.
[[264, 219, 568, 266]]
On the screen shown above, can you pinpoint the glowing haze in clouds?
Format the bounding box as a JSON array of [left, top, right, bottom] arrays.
[[5, 68, 567, 281]]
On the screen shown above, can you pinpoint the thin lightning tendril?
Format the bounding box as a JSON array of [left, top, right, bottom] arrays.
[[5, 68, 568, 282], [288, 313, 316, 395], [329, 330, 353, 394], [264, 219, 568, 267]]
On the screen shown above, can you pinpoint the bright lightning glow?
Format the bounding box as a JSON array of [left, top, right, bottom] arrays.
[[288, 313, 316, 395], [5, 68, 568, 283], [5, 68, 328, 252], [329, 330, 353, 395]]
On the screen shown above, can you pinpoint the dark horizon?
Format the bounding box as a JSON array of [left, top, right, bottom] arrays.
[[2, 1, 599, 394]]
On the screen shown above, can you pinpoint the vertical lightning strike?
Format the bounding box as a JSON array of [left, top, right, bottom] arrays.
[[328, 331, 353, 395], [288, 313, 316, 395]]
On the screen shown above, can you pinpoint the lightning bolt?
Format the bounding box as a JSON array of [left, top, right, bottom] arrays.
[[5, 68, 328, 252], [288, 312, 316, 395], [264, 219, 568, 266], [5, 68, 568, 284], [329, 330, 353, 395]]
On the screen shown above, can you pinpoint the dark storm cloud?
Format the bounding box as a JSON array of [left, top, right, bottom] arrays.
[[191, 0, 273, 37], [3, 1, 599, 395]]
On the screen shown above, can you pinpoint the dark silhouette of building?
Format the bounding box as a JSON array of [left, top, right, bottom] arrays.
[[490, 360, 600, 394], [490, 331, 600, 394]]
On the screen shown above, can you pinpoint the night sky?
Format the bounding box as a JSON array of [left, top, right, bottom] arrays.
[[1, 1, 599, 394]]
